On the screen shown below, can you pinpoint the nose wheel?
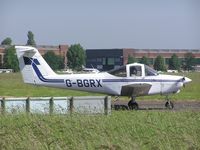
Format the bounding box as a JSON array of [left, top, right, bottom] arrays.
[[165, 96, 174, 109], [128, 96, 139, 110]]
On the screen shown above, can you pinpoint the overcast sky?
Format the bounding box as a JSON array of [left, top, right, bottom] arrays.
[[0, 0, 199, 49]]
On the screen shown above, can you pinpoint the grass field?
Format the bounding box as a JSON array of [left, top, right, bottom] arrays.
[[0, 111, 200, 149], [0, 72, 199, 100]]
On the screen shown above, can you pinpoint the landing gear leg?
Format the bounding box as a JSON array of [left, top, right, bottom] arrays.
[[114, 96, 120, 102], [165, 95, 174, 109], [128, 96, 139, 110]]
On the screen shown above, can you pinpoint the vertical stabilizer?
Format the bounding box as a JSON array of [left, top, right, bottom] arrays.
[[15, 46, 56, 85]]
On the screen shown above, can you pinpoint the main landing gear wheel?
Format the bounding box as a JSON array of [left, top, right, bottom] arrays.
[[128, 97, 139, 110], [128, 102, 139, 110], [165, 101, 174, 109], [165, 96, 174, 109]]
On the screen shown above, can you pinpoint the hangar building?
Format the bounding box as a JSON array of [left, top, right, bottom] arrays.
[[86, 48, 200, 71]]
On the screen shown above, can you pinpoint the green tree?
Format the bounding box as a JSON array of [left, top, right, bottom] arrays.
[[168, 54, 180, 71], [140, 56, 149, 65], [3, 46, 19, 72], [43, 51, 64, 70], [153, 55, 166, 71], [67, 44, 86, 70], [1, 37, 12, 45], [182, 53, 195, 71], [127, 55, 136, 64], [26, 31, 36, 46]]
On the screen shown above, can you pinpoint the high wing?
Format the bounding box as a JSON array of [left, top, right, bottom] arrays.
[[121, 83, 152, 96]]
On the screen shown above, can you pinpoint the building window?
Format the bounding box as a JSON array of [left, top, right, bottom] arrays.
[[96, 58, 102, 62], [107, 58, 114, 65], [102, 58, 106, 65], [88, 58, 96, 62], [115, 58, 120, 62]]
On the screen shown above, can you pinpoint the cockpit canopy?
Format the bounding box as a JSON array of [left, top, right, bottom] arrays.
[[144, 65, 158, 76], [108, 63, 158, 77], [108, 66, 127, 77]]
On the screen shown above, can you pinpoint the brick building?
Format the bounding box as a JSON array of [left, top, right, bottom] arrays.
[[0, 45, 68, 68], [86, 48, 200, 71], [1, 45, 200, 71]]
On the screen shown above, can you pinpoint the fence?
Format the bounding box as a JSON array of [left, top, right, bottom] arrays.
[[0, 69, 13, 73], [0, 96, 111, 115]]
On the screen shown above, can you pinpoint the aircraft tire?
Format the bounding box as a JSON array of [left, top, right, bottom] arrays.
[[165, 101, 174, 109], [128, 101, 139, 110]]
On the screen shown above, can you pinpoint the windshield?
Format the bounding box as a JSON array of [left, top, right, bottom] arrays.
[[108, 66, 127, 77], [145, 65, 158, 76]]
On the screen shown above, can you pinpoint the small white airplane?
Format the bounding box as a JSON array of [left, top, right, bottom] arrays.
[[16, 46, 192, 110]]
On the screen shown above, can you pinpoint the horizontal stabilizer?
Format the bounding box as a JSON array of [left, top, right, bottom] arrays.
[[15, 46, 36, 53]]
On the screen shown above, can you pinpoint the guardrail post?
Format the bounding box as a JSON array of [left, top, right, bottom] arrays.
[[69, 97, 74, 114], [1, 97, 5, 114], [104, 96, 108, 115], [26, 97, 30, 113], [49, 97, 54, 114]]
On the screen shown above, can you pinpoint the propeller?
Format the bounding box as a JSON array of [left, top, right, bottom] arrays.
[[181, 76, 192, 88], [177, 76, 191, 89]]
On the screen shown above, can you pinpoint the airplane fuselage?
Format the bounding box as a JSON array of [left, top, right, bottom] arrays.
[[35, 72, 188, 97]]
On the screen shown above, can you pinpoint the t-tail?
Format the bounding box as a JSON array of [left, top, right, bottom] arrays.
[[15, 46, 58, 85]]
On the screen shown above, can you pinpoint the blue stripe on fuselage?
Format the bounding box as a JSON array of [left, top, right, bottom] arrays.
[[31, 61, 64, 83], [102, 79, 179, 83]]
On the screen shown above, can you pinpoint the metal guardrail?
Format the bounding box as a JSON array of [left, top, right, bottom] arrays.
[[0, 69, 13, 73], [0, 96, 111, 115]]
